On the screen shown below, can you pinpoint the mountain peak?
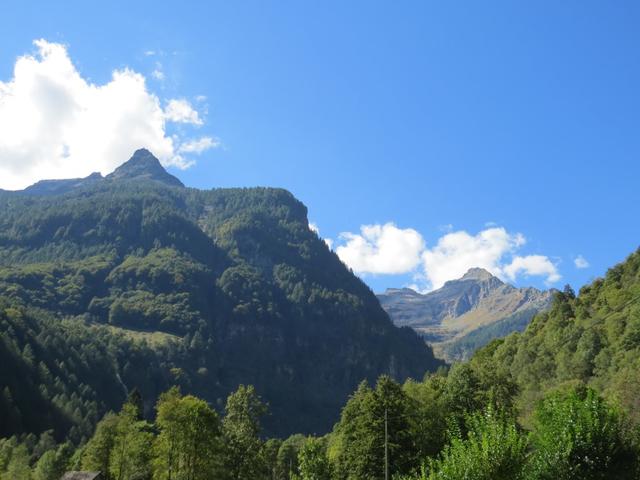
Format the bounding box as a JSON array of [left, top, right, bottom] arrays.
[[106, 149, 184, 187], [378, 266, 554, 362], [461, 267, 496, 281]]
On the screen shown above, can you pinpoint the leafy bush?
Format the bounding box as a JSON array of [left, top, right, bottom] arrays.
[[526, 387, 638, 480]]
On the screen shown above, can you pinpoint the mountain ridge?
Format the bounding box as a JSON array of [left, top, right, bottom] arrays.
[[106, 148, 184, 187], [378, 268, 554, 361], [0, 149, 441, 440], [17, 148, 184, 195]]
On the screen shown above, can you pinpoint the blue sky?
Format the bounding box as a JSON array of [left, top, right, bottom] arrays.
[[1, 1, 639, 293]]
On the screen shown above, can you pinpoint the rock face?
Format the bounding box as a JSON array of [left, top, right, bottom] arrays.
[[377, 269, 555, 361], [106, 148, 184, 187], [20, 149, 183, 195]]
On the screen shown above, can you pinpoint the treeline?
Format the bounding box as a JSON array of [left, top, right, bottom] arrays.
[[0, 297, 188, 443], [482, 248, 640, 422], [3, 360, 639, 479]]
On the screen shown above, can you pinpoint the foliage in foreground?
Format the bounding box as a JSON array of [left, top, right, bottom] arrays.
[[1, 375, 639, 480], [3, 247, 640, 479], [418, 407, 529, 480]]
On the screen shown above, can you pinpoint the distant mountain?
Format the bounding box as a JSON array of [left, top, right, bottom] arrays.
[[19, 149, 184, 196], [106, 148, 184, 187], [377, 268, 554, 361], [0, 149, 440, 441]]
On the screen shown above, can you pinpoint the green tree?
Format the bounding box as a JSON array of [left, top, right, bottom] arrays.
[[153, 388, 223, 480], [418, 407, 528, 480], [110, 404, 153, 480], [259, 438, 282, 480], [276, 434, 306, 479], [33, 443, 72, 480], [127, 388, 144, 421], [527, 387, 638, 480], [297, 437, 331, 480], [33, 450, 57, 480], [332, 376, 416, 479], [403, 376, 449, 458], [221, 385, 268, 480], [5, 444, 32, 480], [0, 436, 18, 473], [82, 412, 120, 478]]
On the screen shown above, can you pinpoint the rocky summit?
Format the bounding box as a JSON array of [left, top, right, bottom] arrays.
[[106, 148, 184, 187], [19, 149, 184, 196], [377, 268, 555, 361]]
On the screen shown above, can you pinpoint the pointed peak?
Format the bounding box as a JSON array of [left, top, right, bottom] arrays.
[[129, 148, 162, 166], [461, 268, 497, 281], [107, 149, 184, 187]]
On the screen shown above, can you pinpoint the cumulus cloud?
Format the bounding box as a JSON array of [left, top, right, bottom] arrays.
[[574, 255, 590, 269], [503, 255, 561, 284], [164, 98, 203, 125], [420, 227, 527, 289], [335, 223, 425, 275], [0, 39, 215, 190], [178, 137, 220, 154], [335, 224, 561, 291]]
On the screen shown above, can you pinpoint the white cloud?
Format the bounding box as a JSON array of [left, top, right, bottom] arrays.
[[178, 137, 220, 154], [504, 255, 561, 284], [335, 223, 425, 275], [574, 255, 590, 269], [0, 40, 212, 189], [420, 227, 527, 290], [335, 224, 561, 291], [164, 98, 203, 125]]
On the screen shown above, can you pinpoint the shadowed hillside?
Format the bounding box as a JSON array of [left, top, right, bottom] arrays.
[[0, 149, 442, 441]]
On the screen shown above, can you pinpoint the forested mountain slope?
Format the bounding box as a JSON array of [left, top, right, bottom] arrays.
[[478, 248, 640, 421], [0, 149, 441, 441]]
